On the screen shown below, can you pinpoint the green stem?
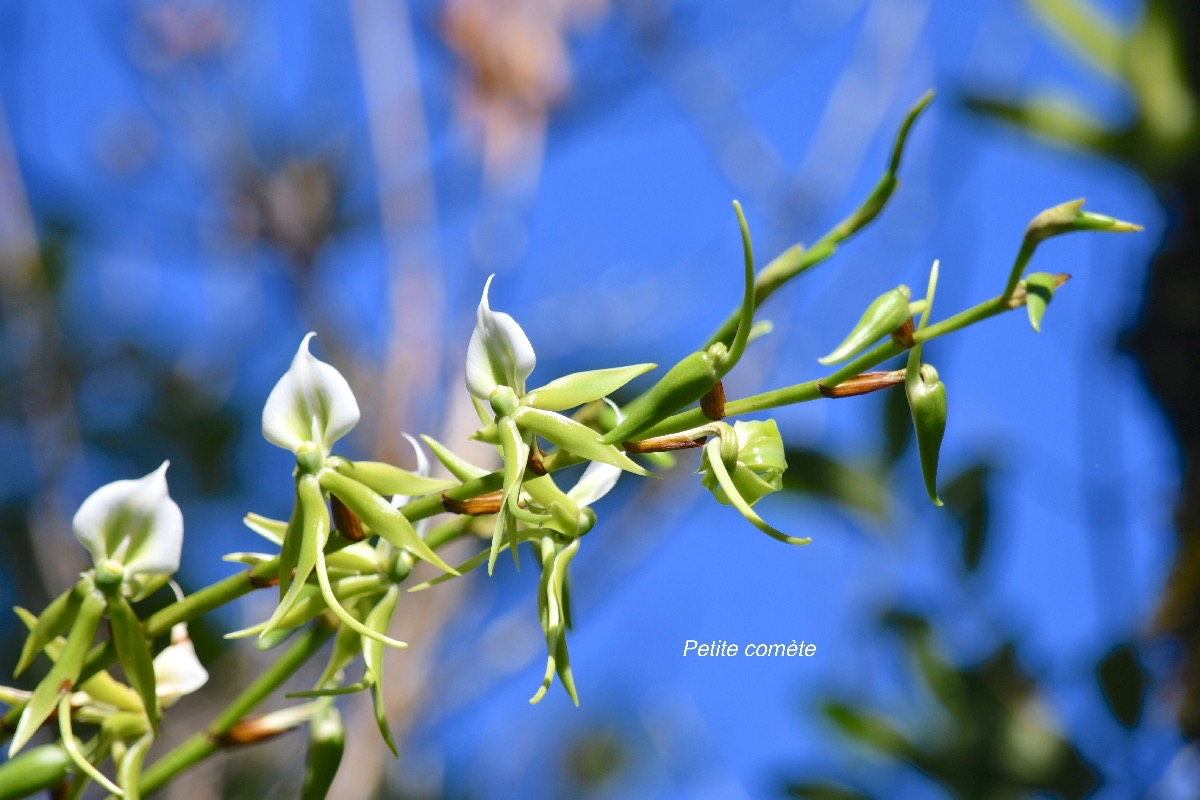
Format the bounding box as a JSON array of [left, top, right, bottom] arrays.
[[705, 91, 934, 348], [138, 621, 334, 796], [640, 290, 1017, 438]]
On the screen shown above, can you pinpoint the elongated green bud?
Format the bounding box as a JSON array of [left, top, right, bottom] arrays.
[[906, 363, 947, 506], [303, 702, 345, 800], [0, 743, 71, 800], [1024, 198, 1141, 244], [818, 286, 912, 365], [599, 350, 721, 444]]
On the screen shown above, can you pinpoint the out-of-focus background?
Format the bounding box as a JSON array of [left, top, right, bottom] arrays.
[[2, 0, 1198, 797]]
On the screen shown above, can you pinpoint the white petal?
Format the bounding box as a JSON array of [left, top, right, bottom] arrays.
[[391, 432, 431, 510], [72, 461, 183, 579], [567, 460, 621, 508], [464, 275, 536, 400], [153, 628, 208, 706], [262, 333, 361, 454]]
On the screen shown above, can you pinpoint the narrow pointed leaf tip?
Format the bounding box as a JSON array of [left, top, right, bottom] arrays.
[[72, 461, 183, 586], [1025, 199, 1141, 244], [465, 275, 537, 400], [263, 332, 361, 455]]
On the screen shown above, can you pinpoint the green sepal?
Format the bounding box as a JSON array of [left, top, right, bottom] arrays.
[[718, 199, 758, 377], [818, 286, 912, 365], [116, 732, 154, 800], [599, 350, 721, 445], [513, 407, 653, 476], [12, 608, 142, 713], [420, 434, 489, 481], [1023, 272, 1058, 332], [15, 583, 84, 677], [318, 469, 458, 575], [107, 593, 160, 736], [308, 477, 408, 651], [302, 701, 345, 800], [9, 587, 106, 756], [906, 363, 947, 506], [525, 364, 657, 412], [489, 415, 530, 574], [702, 438, 810, 546], [278, 480, 304, 603], [530, 537, 581, 706], [311, 608, 364, 692], [362, 586, 400, 687], [371, 680, 398, 757], [328, 457, 456, 497], [243, 513, 288, 546], [0, 743, 72, 800], [262, 474, 325, 638]]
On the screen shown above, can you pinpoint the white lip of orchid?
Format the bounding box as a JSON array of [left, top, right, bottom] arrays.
[[153, 623, 209, 706], [72, 461, 183, 584], [262, 332, 361, 456], [465, 275, 537, 401]]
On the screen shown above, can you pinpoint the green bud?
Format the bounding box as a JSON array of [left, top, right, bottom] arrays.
[[698, 420, 787, 506], [1022, 272, 1060, 333], [302, 702, 346, 800], [0, 743, 71, 800], [525, 364, 656, 412], [700, 428, 809, 546], [598, 350, 721, 444], [328, 457, 455, 498], [1024, 198, 1142, 244], [818, 286, 912, 365], [906, 363, 947, 506]]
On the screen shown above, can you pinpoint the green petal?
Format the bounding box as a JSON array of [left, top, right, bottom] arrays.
[[319, 470, 458, 575], [513, 407, 653, 476], [329, 457, 456, 497], [526, 364, 656, 411]]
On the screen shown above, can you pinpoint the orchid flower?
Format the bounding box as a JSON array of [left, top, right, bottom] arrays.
[[262, 332, 360, 461], [72, 461, 183, 600], [464, 275, 655, 573]]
